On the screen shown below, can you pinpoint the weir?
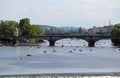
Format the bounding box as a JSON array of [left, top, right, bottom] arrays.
[[0, 73, 120, 78]]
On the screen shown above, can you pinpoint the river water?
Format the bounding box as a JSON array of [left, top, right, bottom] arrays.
[[0, 39, 120, 75]]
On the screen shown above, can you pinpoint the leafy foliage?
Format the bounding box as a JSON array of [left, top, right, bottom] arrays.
[[0, 18, 44, 43], [27, 24, 43, 36], [19, 18, 30, 36], [0, 20, 18, 35], [111, 24, 120, 46], [0, 18, 43, 36]]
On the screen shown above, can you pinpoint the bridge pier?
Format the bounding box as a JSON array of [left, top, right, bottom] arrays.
[[13, 36, 18, 46], [49, 40, 55, 46], [88, 40, 95, 47], [13, 27, 19, 46]]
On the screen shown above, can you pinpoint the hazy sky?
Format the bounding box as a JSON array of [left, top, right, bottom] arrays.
[[0, 0, 120, 28]]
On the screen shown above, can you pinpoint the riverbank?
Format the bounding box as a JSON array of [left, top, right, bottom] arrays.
[[0, 43, 41, 46], [18, 43, 40, 46]]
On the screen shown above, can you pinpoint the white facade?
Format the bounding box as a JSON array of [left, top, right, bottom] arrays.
[[88, 25, 114, 35]]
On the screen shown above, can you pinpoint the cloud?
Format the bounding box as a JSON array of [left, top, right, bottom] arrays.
[[0, 0, 120, 28]]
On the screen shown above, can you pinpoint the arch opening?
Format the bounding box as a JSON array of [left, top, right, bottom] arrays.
[[55, 38, 88, 47], [95, 39, 112, 47]]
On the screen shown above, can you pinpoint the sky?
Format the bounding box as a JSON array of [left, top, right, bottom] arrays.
[[0, 0, 120, 28]]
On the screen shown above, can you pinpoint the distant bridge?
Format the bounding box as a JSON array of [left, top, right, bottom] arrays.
[[0, 35, 120, 47]]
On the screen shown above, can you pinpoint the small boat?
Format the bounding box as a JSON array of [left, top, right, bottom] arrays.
[[26, 54, 32, 56], [118, 49, 120, 51], [61, 45, 64, 47], [90, 49, 92, 52], [37, 46, 40, 48], [44, 51, 47, 53], [73, 49, 76, 51], [79, 49, 83, 52], [69, 51, 74, 53], [53, 49, 57, 52], [19, 55, 23, 60]]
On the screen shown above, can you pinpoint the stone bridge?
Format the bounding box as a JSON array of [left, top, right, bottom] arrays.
[[32, 35, 119, 47], [0, 35, 120, 47]]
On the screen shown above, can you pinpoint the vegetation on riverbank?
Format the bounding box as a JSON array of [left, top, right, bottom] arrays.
[[111, 23, 120, 46], [0, 18, 44, 44]]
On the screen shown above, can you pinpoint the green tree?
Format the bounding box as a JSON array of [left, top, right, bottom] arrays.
[[19, 18, 43, 36], [78, 27, 83, 34], [111, 24, 120, 46], [0, 20, 18, 35], [19, 18, 30, 36], [28, 25, 43, 36], [0, 18, 44, 44]]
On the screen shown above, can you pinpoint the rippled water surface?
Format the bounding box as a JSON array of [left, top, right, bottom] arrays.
[[0, 39, 120, 75]]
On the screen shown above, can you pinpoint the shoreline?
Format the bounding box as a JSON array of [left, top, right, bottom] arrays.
[[0, 43, 41, 46]]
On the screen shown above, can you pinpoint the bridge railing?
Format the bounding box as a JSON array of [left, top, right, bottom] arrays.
[[0, 35, 120, 39]]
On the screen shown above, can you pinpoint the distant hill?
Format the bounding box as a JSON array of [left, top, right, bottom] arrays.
[[58, 26, 80, 31], [39, 25, 88, 35], [39, 25, 59, 32], [39, 25, 57, 30], [58, 26, 79, 30], [39, 25, 83, 31], [39, 25, 62, 35]]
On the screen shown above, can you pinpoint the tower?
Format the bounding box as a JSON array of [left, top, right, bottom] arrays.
[[14, 27, 19, 36], [109, 20, 111, 26]]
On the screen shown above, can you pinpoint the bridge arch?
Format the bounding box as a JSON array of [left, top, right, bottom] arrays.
[[48, 36, 112, 47], [55, 38, 88, 46], [95, 39, 112, 47], [44, 36, 97, 47], [45, 36, 112, 47]]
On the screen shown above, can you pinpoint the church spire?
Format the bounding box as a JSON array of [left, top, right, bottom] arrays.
[[109, 20, 111, 25]]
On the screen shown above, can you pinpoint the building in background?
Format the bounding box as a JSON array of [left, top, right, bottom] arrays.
[[88, 25, 114, 35]]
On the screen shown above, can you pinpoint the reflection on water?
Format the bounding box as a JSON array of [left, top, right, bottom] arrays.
[[0, 39, 120, 75]]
